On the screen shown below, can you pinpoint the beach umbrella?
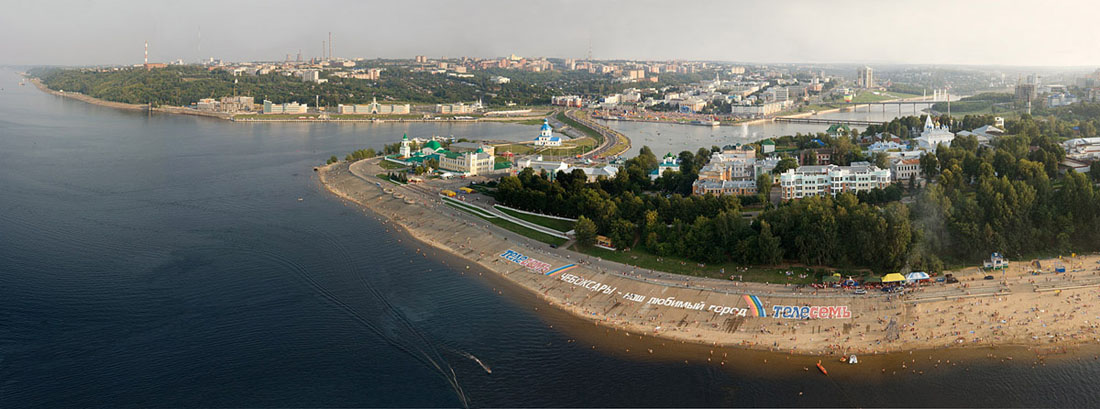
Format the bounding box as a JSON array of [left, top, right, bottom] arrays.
[[905, 271, 930, 282], [882, 273, 906, 283]]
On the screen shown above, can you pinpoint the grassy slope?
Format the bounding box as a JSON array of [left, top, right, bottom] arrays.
[[570, 244, 819, 285], [495, 206, 575, 232], [445, 202, 566, 246]]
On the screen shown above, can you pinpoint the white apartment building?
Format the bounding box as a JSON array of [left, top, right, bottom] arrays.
[[730, 100, 791, 117], [263, 100, 308, 114], [299, 70, 325, 84], [337, 97, 411, 114], [436, 102, 478, 114], [779, 162, 892, 200]]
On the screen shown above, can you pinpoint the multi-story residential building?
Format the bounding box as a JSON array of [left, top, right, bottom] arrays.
[[890, 158, 921, 183], [778, 162, 892, 200], [299, 69, 323, 83], [220, 96, 255, 112], [799, 148, 833, 166], [336, 68, 382, 80], [337, 98, 411, 114], [691, 145, 766, 195], [730, 100, 791, 116], [857, 66, 873, 88], [551, 95, 584, 107], [436, 102, 478, 114], [195, 98, 219, 111], [263, 100, 308, 114], [766, 87, 789, 102], [693, 179, 758, 196]]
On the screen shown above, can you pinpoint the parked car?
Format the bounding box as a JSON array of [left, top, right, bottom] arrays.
[[853, 289, 868, 295], [984, 275, 995, 280]]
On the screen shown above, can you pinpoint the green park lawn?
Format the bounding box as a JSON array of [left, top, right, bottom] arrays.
[[570, 244, 820, 285], [445, 201, 567, 246], [494, 206, 575, 233]]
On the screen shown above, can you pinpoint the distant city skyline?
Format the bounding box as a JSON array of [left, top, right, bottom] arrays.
[[4, 0, 1100, 67]]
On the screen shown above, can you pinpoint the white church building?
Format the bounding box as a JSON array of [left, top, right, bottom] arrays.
[[533, 120, 562, 147], [913, 116, 955, 151]]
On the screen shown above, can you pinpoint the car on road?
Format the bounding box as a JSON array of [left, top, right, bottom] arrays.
[[853, 289, 867, 295], [984, 275, 995, 280]]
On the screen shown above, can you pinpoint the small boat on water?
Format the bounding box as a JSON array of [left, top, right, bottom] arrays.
[[816, 360, 828, 375], [383, 188, 394, 194], [393, 193, 405, 199], [404, 198, 415, 205], [848, 355, 858, 364]]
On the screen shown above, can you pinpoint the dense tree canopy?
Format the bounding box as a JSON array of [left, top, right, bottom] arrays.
[[31, 65, 708, 108]]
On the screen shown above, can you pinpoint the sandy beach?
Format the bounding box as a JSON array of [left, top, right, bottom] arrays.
[[319, 158, 1100, 359]]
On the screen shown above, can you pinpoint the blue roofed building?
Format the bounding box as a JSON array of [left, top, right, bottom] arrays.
[[649, 153, 681, 180], [534, 119, 562, 146]]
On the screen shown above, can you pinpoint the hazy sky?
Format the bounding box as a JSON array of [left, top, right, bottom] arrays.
[[3, 0, 1099, 67]]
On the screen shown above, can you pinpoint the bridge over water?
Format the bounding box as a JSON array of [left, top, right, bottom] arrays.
[[772, 117, 885, 126]]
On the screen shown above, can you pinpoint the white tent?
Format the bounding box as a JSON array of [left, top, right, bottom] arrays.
[[906, 271, 930, 282]]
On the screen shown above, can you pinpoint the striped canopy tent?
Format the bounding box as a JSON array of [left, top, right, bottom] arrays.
[[882, 273, 906, 283], [906, 272, 931, 282]]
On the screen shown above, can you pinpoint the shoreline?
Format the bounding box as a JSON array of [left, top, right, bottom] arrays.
[[318, 158, 1100, 359], [26, 74, 549, 124]]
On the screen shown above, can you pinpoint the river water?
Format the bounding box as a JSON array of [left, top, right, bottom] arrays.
[[602, 103, 938, 157], [1, 69, 1098, 407]]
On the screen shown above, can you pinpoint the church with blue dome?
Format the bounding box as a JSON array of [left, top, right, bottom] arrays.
[[533, 119, 562, 147]]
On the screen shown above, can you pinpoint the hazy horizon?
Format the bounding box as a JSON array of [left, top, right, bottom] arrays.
[[4, 0, 1100, 68]]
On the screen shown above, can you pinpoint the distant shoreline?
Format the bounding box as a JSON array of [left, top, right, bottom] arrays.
[[26, 74, 549, 124]]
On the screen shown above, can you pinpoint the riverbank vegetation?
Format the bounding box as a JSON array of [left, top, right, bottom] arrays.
[[931, 92, 1014, 114], [30, 65, 706, 108]]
